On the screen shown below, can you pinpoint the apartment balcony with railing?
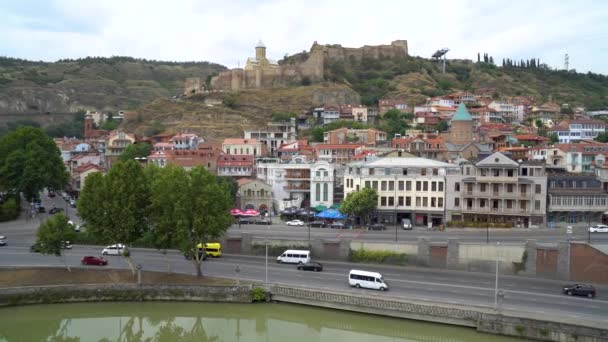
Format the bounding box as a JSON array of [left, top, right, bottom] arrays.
[[284, 184, 311, 192], [284, 170, 310, 180], [462, 190, 532, 198], [462, 206, 530, 214]]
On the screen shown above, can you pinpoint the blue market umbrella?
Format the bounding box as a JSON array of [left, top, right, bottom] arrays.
[[315, 209, 347, 220]]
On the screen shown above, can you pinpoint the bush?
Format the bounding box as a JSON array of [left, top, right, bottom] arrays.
[[0, 197, 20, 222], [251, 287, 266, 302], [350, 249, 407, 265]]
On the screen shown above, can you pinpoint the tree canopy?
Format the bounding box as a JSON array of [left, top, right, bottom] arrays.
[[36, 213, 76, 271], [340, 187, 378, 226], [0, 127, 68, 201], [119, 142, 153, 162]]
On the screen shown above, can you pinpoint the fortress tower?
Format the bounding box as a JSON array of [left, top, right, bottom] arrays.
[[255, 40, 266, 60]]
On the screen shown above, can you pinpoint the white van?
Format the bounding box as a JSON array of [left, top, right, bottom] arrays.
[[101, 244, 125, 256], [348, 269, 388, 291], [276, 249, 311, 264]]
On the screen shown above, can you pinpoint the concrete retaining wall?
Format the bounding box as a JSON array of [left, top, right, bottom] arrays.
[[270, 285, 608, 342], [350, 241, 417, 255], [0, 284, 253, 306]]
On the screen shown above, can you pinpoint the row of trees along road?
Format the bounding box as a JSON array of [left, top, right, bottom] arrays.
[[340, 187, 378, 227], [77, 161, 233, 277]]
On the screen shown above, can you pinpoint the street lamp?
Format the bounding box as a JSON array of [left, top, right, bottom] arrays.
[[494, 241, 500, 310]]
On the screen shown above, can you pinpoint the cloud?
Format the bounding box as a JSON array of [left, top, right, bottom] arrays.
[[0, 0, 607, 73]]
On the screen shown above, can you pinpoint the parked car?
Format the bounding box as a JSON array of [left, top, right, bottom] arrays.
[[588, 224, 608, 233], [297, 261, 323, 272], [0, 235, 6, 246], [368, 223, 386, 231], [37, 205, 46, 213], [563, 284, 596, 298], [286, 219, 305, 226], [254, 218, 272, 225], [69, 199, 76, 208], [81, 256, 108, 266], [49, 207, 64, 215], [309, 221, 326, 228], [48, 190, 56, 198], [402, 218, 413, 230], [238, 218, 254, 224], [329, 222, 346, 229], [102, 244, 126, 256]]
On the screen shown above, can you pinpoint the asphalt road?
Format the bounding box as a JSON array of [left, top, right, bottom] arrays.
[[0, 244, 607, 324]]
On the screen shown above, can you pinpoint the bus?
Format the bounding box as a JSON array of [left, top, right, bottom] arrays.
[[196, 242, 222, 257]]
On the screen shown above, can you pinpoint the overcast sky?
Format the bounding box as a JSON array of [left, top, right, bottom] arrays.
[[1, 0, 607, 74]]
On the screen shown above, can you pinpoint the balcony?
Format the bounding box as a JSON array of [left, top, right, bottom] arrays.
[[312, 176, 333, 182], [284, 174, 310, 180], [284, 185, 310, 192], [461, 191, 532, 198], [462, 206, 530, 214]]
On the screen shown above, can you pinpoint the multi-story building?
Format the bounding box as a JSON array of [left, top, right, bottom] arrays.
[[236, 178, 273, 213], [378, 98, 408, 114], [549, 119, 606, 144], [104, 131, 136, 168], [314, 143, 364, 166], [217, 154, 254, 177], [352, 106, 368, 122], [323, 128, 387, 146], [343, 157, 459, 227], [256, 156, 334, 210], [391, 136, 447, 161], [488, 101, 525, 122], [222, 138, 266, 157], [546, 169, 608, 227], [147, 144, 221, 172], [244, 119, 297, 156], [312, 106, 341, 125], [445, 152, 547, 228], [169, 133, 203, 150], [277, 140, 314, 162], [530, 142, 608, 173]]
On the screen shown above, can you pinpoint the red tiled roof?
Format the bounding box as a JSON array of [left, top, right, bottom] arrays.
[[515, 134, 549, 141], [223, 138, 259, 145], [314, 144, 364, 150]]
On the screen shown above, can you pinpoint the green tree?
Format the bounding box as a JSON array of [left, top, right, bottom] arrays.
[[149, 165, 189, 273], [435, 120, 449, 132], [378, 109, 412, 138], [162, 167, 233, 277], [535, 119, 544, 128], [36, 213, 77, 271], [595, 132, 608, 143], [217, 176, 238, 203], [77, 160, 151, 274], [0, 127, 68, 201], [549, 133, 559, 144], [341, 188, 378, 227], [101, 118, 119, 131], [119, 143, 152, 162], [271, 112, 295, 122]]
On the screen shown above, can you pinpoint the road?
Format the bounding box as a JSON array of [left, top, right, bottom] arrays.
[[0, 244, 607, 323]]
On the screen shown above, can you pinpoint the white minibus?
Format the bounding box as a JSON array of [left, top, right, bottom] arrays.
[[276, 250, 311, 264], [348, 269, 388, 291]]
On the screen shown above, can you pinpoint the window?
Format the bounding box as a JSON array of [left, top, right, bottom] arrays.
[[372, 181, 378, 190], [416, 181, 422, 191], [385, 168, 391, 176], [315, 183, 321, 201], [438, 198, 443, 208], [365, 181, 371, 188], [520, 201, 526, 210], [423, 182, 428, 191], [323, 183, 329, 202], [416, 197, 421, 207], [480, 169, 487, 176], [479, 199, 486, 208], [493, 169, 500, 177], [406, 181, 411, 191], [431, 198, 436, 207], [432, 168, 438, 175], [423, 197, 428, 207], [506, 200, 513, 209], [535, 184, 541, 194], [507, 184, 513, 193], [388, 197, 394, 206], [402, 169, 408, 176], [465, 167, 471, 175], [535, 200, 540, 210], [369, 168, 375, 175], [381, 181, 387, 191], [398, 196, 404, 206], [421, 168, 427, 176], [480, 183, 486, 192], [381, 197, 387, 206], [438, 182, 444, 191], [406, 196, 411, 206], [507, 169, 514, 177], [454, 198, 460, 207], [388, 181, 394, 191], [398, 181, 404, 191]]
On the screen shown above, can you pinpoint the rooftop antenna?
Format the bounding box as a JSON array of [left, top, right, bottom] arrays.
[[564, 53, 569, 71], [432, 48, 449, 73]]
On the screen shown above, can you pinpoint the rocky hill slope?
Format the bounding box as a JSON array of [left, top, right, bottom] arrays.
[[0, 56, 225, 114]]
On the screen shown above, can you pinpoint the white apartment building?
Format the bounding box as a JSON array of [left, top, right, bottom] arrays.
[[256, 156, 334, 211], [343, 157, 459, 227], [244, 119, 297, 156], [550, 119, 606, 144], [488, 101, 525, 123]]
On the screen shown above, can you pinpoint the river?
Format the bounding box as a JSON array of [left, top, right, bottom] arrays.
[[0, 302, 526, 341]]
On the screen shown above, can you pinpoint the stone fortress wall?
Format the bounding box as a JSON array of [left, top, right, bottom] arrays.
[[206, 40, 408, 91]]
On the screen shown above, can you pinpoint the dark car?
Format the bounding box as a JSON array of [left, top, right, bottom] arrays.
[[48, 191, 56, 198], [81, 256, 108, 266], [297, 262, 323, 272], [563, 284, 596, 298], [37, 205, 46, 213], [254, 219, 272, 225], [309, 221, 327, 228], [368, 223, 386, 231], [49, 207, 64, 215], [329, 222, 346, 229], [238, 218, 254, 224]]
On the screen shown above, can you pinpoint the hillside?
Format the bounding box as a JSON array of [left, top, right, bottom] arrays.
[[121, 84, 360, 141], [0, 56, 226, 114], [322, 55, 608, 108]]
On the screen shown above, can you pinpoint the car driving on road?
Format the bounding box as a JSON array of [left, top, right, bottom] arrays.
[[49, 207, 64, 215], [297, 261, 323, 272], [309, 221, 326, 228], [0, 235, 6, 246], [102, 244, 126, 256], [81, 256, 108, 266], [562, 284, 596, 298], [286, 219, 304, 226], [329, 222, 346, 229], [367, 223, 386, 231], [588, 224, 608, 233]]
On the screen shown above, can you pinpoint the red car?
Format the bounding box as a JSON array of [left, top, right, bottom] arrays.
[[81, 256, 108, 266]]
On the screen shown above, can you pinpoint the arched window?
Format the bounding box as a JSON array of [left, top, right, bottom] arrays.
[[323, 183, 328, 202], [315, 183, 321, 201]]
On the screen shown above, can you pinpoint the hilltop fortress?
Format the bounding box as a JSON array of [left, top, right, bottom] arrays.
[[202, 40, 408, 92]]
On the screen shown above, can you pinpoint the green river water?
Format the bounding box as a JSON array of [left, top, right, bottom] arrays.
[[0, 302, 527, 341]]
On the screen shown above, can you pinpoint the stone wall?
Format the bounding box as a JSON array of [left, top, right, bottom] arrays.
[[0, 284, 253, 306], [569, 242, 608, 283], [270, 284, 608, 342]]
